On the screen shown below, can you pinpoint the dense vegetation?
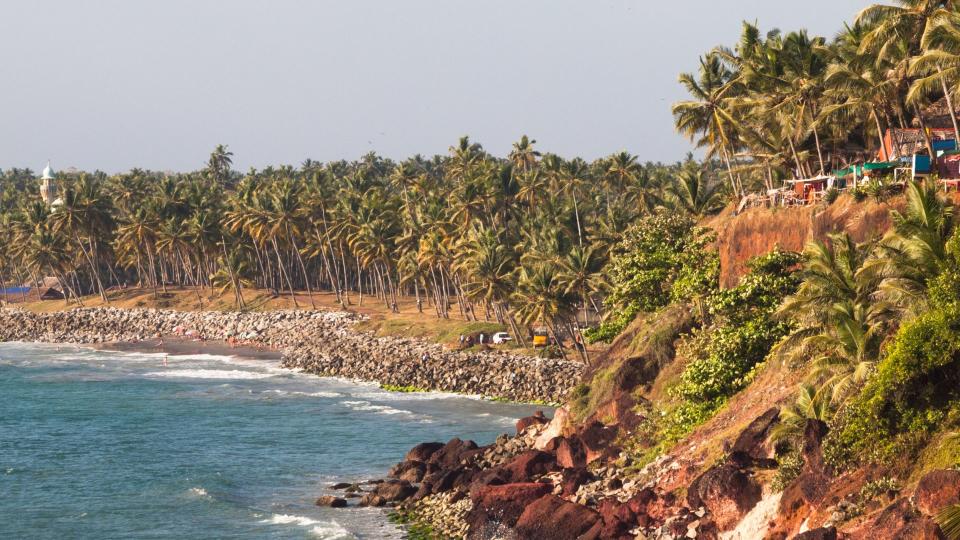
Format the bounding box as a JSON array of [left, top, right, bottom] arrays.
[[0, 144, 727, 363]]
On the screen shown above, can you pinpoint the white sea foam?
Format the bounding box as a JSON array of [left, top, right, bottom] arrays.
[[263, 389, 342, 399], [187, 487, 211, 499], [262, 514, 321, 527], [341, 400, 414, 416], [144, 369, 275, 380], [309, 520, 355, 539]]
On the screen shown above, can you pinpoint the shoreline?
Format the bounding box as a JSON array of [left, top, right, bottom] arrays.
[[0, 306, 582, 404]]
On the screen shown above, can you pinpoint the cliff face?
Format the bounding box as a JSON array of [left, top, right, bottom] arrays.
[[711, 197, 900, 287]]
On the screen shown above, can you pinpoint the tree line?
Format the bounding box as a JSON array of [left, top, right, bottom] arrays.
[[0, 141, 728, 363]]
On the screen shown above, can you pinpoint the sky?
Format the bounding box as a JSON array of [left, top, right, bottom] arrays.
[[1, 0, 874, 173]]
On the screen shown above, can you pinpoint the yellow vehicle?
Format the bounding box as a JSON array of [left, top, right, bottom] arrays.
[[531, 327, 549, 347]]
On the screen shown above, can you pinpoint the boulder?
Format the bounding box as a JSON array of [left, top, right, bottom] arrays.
[[514, 495, 600, 540], [359, 493, 386, 507], [687, 464, 762, 531], [560, 467, 595, 497], [577, 421, 619, 464], [846, 498, 944, 540], [771, 420, 831, 538], [534, 407, 571, 450], [388, 460, 426, 482], [502, 450, 557, 482], [594, 498, 637, 539], [516, 411, 549, 434], [731, 407, 780, 461], [315, 495, 347, 508], [428, 438, 479, 470], [405, 441, 445, 463], [914, 469, 960, 517], [466, 482, 553, 531], [554, 437, 587, 469], [374, 480, 417, 502], [329, 482, 351, 490]]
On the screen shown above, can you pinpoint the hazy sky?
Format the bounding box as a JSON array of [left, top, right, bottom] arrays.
[[2, 1, 873, 173]]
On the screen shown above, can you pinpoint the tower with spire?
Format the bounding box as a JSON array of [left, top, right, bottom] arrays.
[[39, 161, 57, 206]]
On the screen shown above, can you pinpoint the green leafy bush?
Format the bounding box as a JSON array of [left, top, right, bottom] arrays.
[[673, 250, 799, 403], [772, 449, 804, 492], [825, 305, 960, 468], [589, 212, 715, 342]]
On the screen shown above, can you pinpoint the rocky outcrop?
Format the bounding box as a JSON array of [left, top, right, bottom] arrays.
[[0, 307, 582, 403], [914, 469, 960, 517]]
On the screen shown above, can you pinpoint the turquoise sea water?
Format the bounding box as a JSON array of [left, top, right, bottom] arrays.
[[0, 343, 546, 539]]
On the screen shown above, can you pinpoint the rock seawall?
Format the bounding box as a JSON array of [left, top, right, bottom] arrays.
[[0, 307, 582, 403]]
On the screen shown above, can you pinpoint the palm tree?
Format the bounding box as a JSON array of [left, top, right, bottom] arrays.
[[871, 180, 954, 313], [909, 7, 960, 143], [666, 160, 726, 217], [673, 52, 744, 196], [509, 135, 541, 173], [936, 499, 960, 539], [769, 382, 835, 446]]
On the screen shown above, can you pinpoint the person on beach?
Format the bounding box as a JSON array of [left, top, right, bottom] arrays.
[[421, 352, 429, 362]]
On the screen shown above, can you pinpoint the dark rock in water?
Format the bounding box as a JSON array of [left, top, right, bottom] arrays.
[[359, 493, 386, 507], [515, 411, 548, 434], [374, 480, 417, 502], [314, 496, 347, 508], [514, 495, 600, 540], [793, 527, 837, 540], [467, 482, 553, 531], [405, 442, 445, 463], [914, 468, 960, 517], [686, 463, 762, 532], [329, 482, 351, 490], [388, 460, 427, 483]]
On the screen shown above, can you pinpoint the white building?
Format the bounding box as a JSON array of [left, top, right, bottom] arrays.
[[39, 162, 59, 206]]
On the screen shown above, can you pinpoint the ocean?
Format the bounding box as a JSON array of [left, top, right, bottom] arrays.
[[0, 342, 548, 539]]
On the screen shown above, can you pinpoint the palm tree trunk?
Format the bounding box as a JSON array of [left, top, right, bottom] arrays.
[[938, 67, 960, 145], [73, 231, 109, 303], [287, 227, 316, 309], [720, 144, 741, 198], [873, 106, 890, 162]]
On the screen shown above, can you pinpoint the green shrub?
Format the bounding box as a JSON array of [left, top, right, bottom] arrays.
[[772, 449, 804, 492], [596, 212, 716, 340], [825, 305, 960, 468], [674, 318, 789, 402]]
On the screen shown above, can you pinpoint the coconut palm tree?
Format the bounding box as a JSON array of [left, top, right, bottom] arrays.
[[673, 52, 744, 197], [666, 160, 726, 217]]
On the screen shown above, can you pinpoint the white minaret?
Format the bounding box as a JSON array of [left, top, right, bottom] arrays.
[[40, 161, 57, 206]]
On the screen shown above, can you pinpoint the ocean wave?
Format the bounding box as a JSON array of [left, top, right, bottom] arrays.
[[340, 400, 414, 416], [143, 369, 276, 380], [309, 520, 355, 539], [261, 513, 321, 527], [263, 389, 342, 399]]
